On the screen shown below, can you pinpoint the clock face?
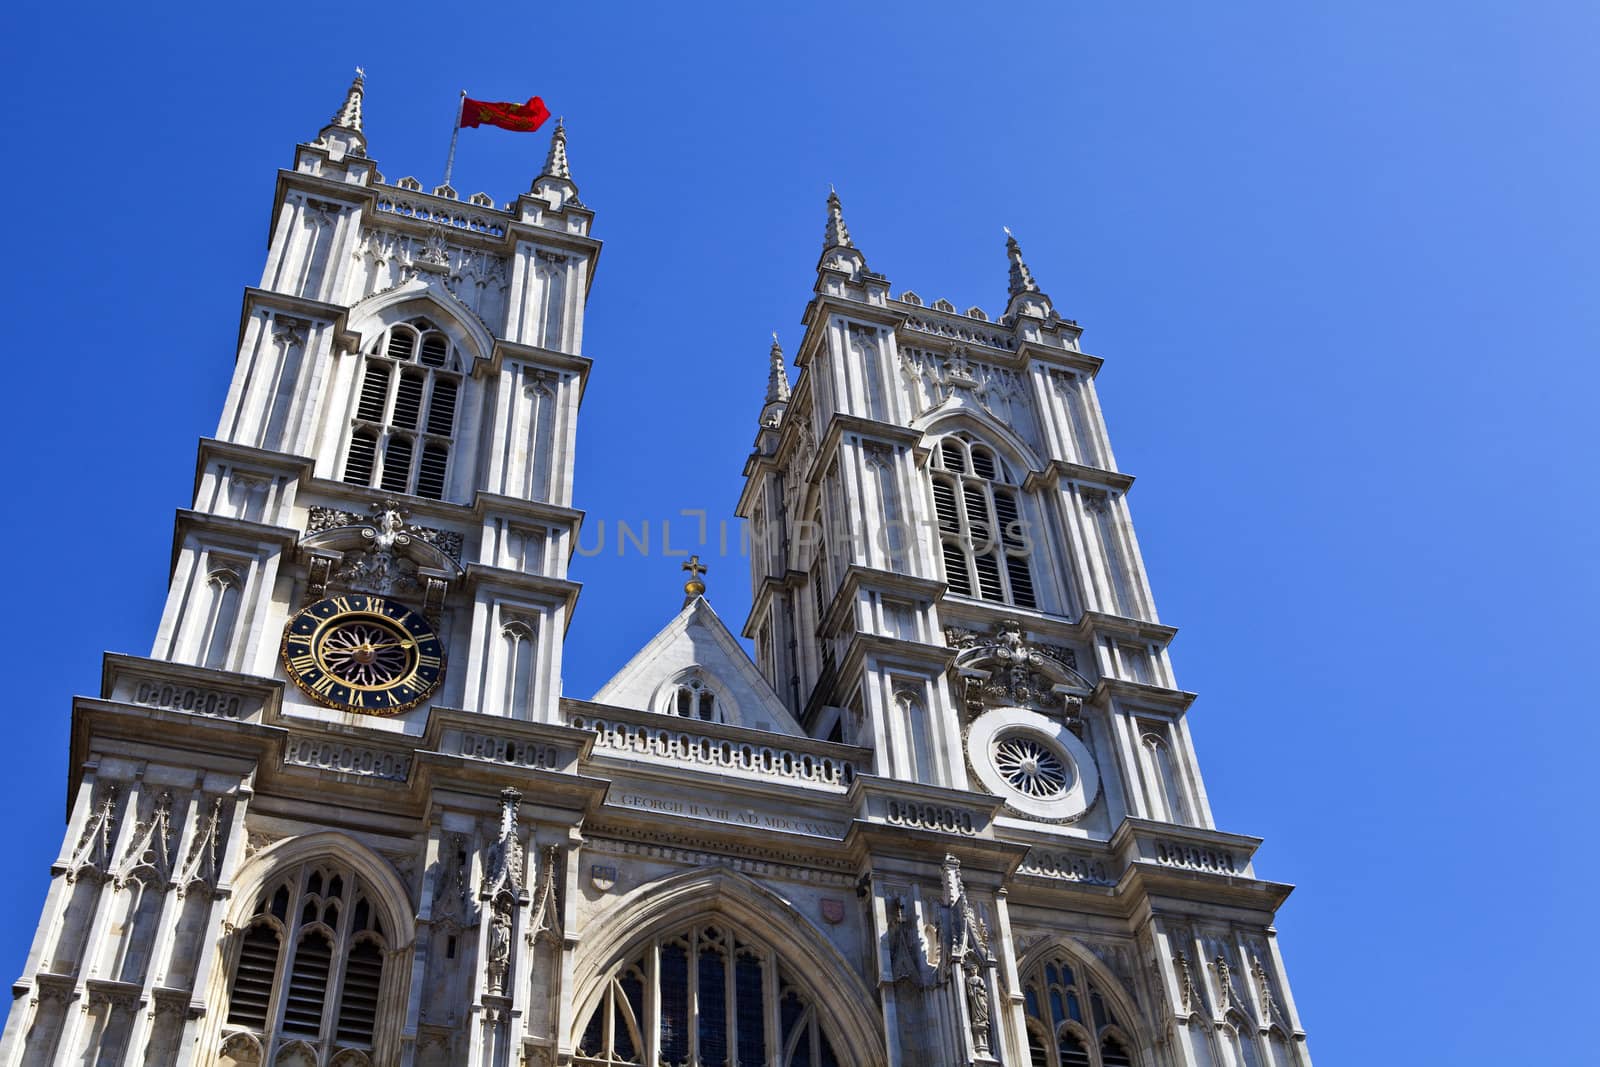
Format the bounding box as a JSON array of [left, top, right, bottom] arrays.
[[281, 594, 445, 714]]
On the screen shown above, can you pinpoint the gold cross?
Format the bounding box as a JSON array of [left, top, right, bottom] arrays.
[[682, 556, 707, 580]]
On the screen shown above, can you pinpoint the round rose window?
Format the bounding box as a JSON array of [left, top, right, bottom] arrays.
[[968, 707, 1099, 821], [992, 732, 1072, 798]]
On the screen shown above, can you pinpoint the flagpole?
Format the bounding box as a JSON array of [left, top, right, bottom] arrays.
[[442, 90, 466, 189]]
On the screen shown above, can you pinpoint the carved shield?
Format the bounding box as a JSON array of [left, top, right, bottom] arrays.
[[590, 864, 617, 891]]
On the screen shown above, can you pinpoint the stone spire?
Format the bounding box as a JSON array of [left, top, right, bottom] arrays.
[[532, 118, 579, 210], [331, 68, 364, 132], [316, 67, 367, 157], [823, 187, 854, 252], [760, 333, 791, 429], [765, 333, 791, 406], [816, 187, 869, 279], [1004, 227, 1039, 297], [542, 118, 571, 180]]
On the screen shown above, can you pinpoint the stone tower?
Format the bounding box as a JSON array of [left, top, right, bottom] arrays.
[[736, 196, 1314, 1066], [1, 75, 1312, 1067], [0, 73, 601, 1067]]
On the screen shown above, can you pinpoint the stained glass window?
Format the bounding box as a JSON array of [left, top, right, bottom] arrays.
[[1020, 951, 1142, 1067], [575, 923, 843, 1066]]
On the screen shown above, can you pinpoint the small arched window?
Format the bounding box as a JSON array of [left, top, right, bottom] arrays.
[[1138, 729, 1191, 825], [1021, 952, 1142, 1067], [200, 564, 244, 670], [223, 860, 391, 1063], [342, 318, 463, 500], [930, 434, 1036, 609], [666, 673, 722, 723], [576, 923, 844, 1067]]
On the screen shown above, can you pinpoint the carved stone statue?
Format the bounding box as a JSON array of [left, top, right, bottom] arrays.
[[966, 967, 992, 1055], [485, 896, 512, 996]]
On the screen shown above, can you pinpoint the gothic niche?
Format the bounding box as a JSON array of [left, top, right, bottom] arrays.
[[884, 856, 1001, 1061], [300, 499, 462, 617]]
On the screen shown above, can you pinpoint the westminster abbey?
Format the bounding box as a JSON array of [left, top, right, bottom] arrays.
[[0, 73, 1313, 1067]]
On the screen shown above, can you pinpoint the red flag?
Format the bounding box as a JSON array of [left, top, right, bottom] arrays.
[[460, 96, 551, 132]]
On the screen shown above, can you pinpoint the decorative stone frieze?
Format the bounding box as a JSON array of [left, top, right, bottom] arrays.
[[281, 738, 411, 782]]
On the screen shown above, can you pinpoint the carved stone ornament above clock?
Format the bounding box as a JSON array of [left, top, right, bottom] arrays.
[[946, 619, 1092, 720], [299, 499, 462, 619]]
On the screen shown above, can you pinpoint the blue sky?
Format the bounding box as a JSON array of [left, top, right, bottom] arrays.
[[3, 3, 1596, 1061]]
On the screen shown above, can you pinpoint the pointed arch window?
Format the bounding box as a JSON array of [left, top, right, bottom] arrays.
[[1224, 1014, 1266, 1067], [199, 563, 245, 670], [501, 615, 537, 715], [575, 923, 845, 1066], [341, 318, 463, 500], [222, 860, 391, 1063], [1021, 953, 1142, 1067], [1137, 725, 1192, 825], [930, 434, 1036, 609]]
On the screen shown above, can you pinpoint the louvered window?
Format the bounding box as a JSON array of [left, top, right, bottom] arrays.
[[930, 435, 1038, 610], [1059, 1033, 1092, 1067], [225, 923, 280, 1029], [416, 443, 450, 500], [392, 372, 425, 429], [336, 939, 384, 1043], [223, 860, 391, 1061], [344, 430, 377, 486], [380, 436, 413, 493], [575, 923, 843, 1067], [1028, 1027, 1052, 1067], [282, 930, 332, 1035], [341, 318, 463, 500], [1101, 1037, 1134, 1067]]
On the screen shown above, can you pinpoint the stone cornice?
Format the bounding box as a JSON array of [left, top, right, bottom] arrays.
[[168, 509, 300, 577], [235, 288, 355, 356], [72, 676, 610, 823], [483, 339, 593, 396], [1024, 459, 1136, 494], [471, 491, 585, 540], [461, 564, 582, 625], [1091, 678, 1197, 714], [1071, 610, 1180, 645], [269, 168, 380, 250], [818, 565, 945, 640], [1015, 339, 1104, 377], [812, 414, 925, 479], [835, 633, 958, 697], [191, 438, 316, 500], [740, 571, 809, 638]]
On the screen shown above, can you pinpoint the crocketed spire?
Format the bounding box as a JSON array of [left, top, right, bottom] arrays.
[[1004, 227, 1039, 297], [823, 188, 853, 251], [542, 118, 571, 180], [329, 67, 365, 132], [760, 334, 791, 429], [765, 333, 791, 406]]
